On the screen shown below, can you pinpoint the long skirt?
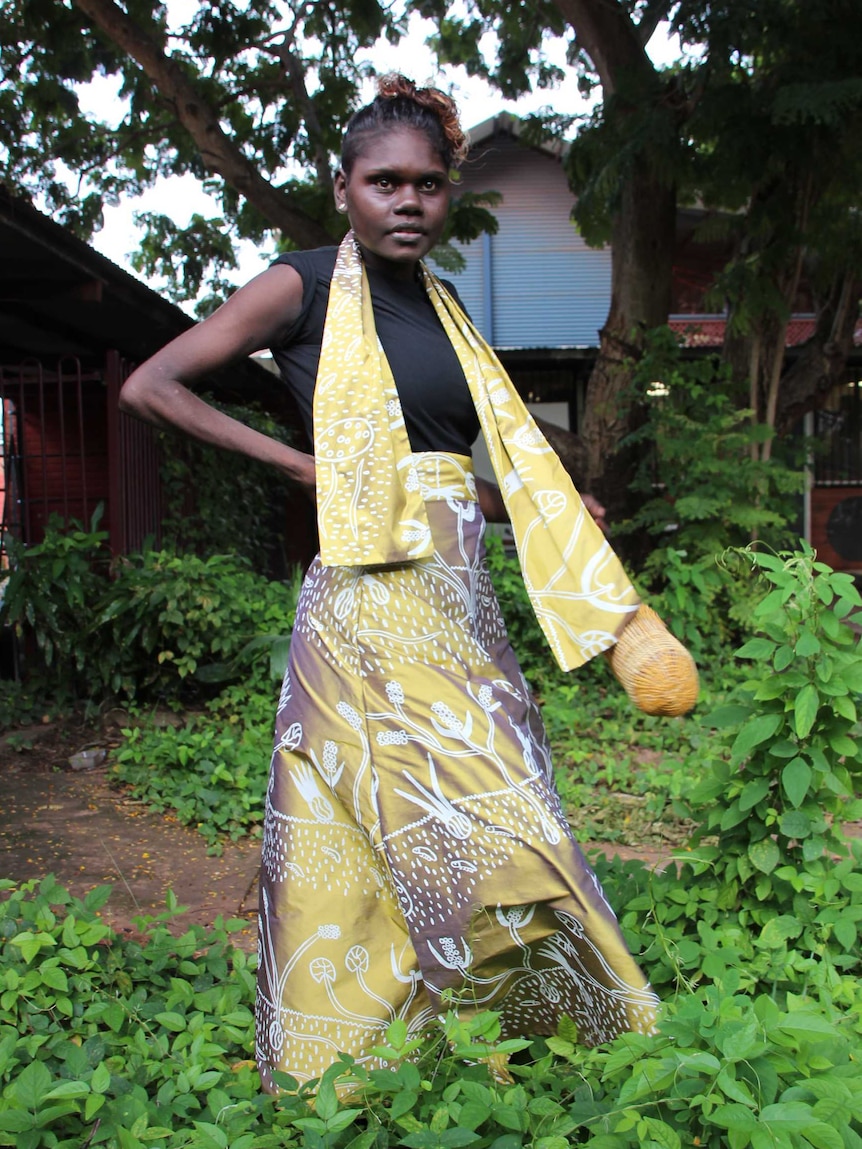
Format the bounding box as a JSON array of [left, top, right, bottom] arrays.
[[255, 452, 657, 1089]]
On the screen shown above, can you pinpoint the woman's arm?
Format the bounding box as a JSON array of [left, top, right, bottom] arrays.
[[477, 476, 609, 535], [476, 477, 508, 523], [119, 264, 316, 493]]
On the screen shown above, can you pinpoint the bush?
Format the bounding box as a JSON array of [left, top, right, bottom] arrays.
[[0, 509, 110, 701], [620, 327, 805, 659], [0, 515, 300, 708], [157, 396, 297, 573]]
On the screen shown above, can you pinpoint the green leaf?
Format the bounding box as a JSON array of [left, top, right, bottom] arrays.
[[731, 714, 783, 762], [761, 1101, 818, 1131], [749, 838, 780, 874], [782, 757, 812, 806], [760, 915, 803, 946], [829, 733, 857, 758], [739, 778, 770, 812], [709, 704, 753, 729], [833, 918, 857, 950], [326, 1109, 363, 1133], [802, 1123, 846, 1149], [737, 637, 777, 660], [795, 630, 821, 657], [43, 1080, 90, 1100], [711, 1103, 758, 1132], [315, 1077, 339, 1122], [13, 1060, 52, 1108], [794, 684, 820, 739], [778, 810, 811, 839], [154, 1012, 186, 1033]]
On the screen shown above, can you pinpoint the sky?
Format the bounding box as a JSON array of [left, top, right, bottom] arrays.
[[75, 4, 680, 304]]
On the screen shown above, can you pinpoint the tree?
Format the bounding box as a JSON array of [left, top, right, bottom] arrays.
[[3, 0, 860, 523], [420, 0, 862, 521], [0, 0, 496, 312]]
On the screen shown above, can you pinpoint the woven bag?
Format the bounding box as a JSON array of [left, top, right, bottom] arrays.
[[606, 605, 699, 716]]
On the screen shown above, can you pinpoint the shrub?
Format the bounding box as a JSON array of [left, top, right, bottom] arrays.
[[0, 509, 110, 700], [0, 516, 300, 708], [100, 552, 301, 701], [620, 327, 805, 658], [157, 396, 298, 572]]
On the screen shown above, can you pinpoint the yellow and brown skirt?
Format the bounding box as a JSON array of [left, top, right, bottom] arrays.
[[255, 453, 657, 1089]]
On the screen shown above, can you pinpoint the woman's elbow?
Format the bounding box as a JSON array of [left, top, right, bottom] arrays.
[[118, 372, 156, 419]]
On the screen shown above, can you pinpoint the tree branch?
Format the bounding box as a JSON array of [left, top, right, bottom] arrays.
[[551, 0, 655, 95], [274, 42, 335, 196], [71, 0, 334, 249]]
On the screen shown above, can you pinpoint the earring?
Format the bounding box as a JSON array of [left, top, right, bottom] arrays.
[[336, 202, 348, 214]]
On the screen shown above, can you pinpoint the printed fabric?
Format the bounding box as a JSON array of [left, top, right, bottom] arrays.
[[256, 453, 658, 1090], [312, 233, 639, 672]]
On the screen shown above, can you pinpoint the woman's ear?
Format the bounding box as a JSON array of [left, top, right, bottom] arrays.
[[333, 169, 348, 214]]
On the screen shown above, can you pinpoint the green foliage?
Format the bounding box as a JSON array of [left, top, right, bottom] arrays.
[[0, 508, 110, 695], [101, 551, 300, 701], [0, 512, 300, 707], [543, 674, 706, 847], [0, 875, 279, 1149], [4, 873, 862, 1149], [6, 548, 862, 1147], [0, 681, 63, 734], [112, 687, 276, 852], [686, 545, 862, 924], [619, 328, 804, 657], [626, 328, 803, 558], [157, 396, 298, 570]]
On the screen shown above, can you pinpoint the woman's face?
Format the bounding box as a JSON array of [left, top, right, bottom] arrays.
[[335, 126, 451, 280]]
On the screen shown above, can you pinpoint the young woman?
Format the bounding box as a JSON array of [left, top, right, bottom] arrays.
[[120, 75, 666, 1090]]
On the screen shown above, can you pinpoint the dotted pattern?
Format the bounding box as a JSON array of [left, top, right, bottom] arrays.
[[256, 458, 658, 1088], [312, 236, 433, 566], [312, 232, 639, 671]]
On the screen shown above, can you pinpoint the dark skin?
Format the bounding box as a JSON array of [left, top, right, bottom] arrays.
[[120, 124, 607, 531]]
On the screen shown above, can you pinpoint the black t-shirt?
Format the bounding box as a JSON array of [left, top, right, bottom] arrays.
[[269, 247, 480, 456]]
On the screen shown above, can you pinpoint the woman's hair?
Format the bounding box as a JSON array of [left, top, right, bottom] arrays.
[[341, 73, 469, 174]]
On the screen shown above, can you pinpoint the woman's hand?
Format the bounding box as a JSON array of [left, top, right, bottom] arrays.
[[284, 449, 317, 500], [582, 494, 609, 535]]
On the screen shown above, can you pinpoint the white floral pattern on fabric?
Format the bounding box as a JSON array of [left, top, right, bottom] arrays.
[[256, 454, 658, 1091], [312, 234, 639, 671]]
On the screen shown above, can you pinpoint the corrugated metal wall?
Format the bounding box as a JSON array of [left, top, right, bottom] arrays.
[[443, 133, 611, 349]]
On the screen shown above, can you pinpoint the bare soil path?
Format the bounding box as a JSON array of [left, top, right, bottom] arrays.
[[0, 716, 671, 945], [0, 716, 259, 942]]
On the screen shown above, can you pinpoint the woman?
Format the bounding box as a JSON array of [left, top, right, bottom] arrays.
[[120, 75, 664, 1090]]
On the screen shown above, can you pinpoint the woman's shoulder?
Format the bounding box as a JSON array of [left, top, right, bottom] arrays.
[[271, 246, 338, 282]]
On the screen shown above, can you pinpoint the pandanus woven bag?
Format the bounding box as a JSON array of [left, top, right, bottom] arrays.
[[606, 605, 699, 716]]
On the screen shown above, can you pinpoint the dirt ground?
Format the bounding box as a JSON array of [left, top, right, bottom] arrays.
[[0, 715, 671, 946]]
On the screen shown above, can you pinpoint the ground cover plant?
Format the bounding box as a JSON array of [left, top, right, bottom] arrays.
[[2, 543, 862, 1147], [3, 544, 862, 1148]]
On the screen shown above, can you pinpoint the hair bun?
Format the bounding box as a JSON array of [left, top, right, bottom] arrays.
[[376, 72, 469, 167]]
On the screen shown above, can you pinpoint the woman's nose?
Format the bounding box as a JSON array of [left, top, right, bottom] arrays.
[[394, 184, 421, 212]]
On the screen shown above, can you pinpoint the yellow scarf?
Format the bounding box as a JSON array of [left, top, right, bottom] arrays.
[[313, 233, 639, 671]]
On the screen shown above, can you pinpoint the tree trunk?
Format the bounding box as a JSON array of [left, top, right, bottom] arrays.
[[776, 269, 861, 434], [579, 157, 677, 519], [551, 0, 683, 531]]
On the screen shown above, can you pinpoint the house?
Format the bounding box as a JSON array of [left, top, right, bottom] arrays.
[[445, 115, 862, 573], [0, 186, 313, 572]]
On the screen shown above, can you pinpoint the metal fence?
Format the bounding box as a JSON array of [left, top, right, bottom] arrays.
[[0, 351, 163, 568]]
